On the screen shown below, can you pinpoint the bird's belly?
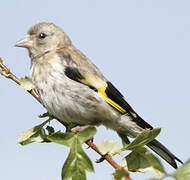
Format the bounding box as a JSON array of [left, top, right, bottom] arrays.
[[36, 77, 118, 125]]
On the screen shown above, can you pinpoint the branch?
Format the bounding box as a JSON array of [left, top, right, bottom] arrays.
[[0, 59, 132, 180]]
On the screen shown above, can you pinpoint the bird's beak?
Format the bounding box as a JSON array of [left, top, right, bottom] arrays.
[[14, 35, 33, 49]]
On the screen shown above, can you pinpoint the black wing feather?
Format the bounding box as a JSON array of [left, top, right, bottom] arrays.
[[65, 66, 84, 82], [64, 66, 152, 129], [106, 81, 153, 129], [64, 66, 97, 91]]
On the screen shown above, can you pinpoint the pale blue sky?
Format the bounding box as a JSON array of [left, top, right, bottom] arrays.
[[1, 1, 190, 180]]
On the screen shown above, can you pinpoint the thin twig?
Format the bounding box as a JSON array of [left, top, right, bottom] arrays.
[[0, 59, 132, 179], [86, 140, 121, 169], [0, 59, 40, 102]]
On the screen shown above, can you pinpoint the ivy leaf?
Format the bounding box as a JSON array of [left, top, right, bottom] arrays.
[[61, 137, 94, 180], [20, 76, 35, 91], [18, 119, 50, 145], [97, 140, 122, 155], [113, 168, 129, 180], [125, 128, 161, 150], [125, 147, 165, 176], [172, 159, 190, 180]]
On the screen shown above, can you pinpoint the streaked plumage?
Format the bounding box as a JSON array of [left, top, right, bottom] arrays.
[[15, 22, 182, 168]]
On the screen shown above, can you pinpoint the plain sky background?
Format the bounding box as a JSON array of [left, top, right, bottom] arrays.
[[1, 1, 190, 180]]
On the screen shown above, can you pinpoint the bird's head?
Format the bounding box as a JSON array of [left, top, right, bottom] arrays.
[[15, 22, 71, 59]]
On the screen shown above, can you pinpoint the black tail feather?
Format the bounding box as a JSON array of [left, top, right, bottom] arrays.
[[147, 139, 183, 169]]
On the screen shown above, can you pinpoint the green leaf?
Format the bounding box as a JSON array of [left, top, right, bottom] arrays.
[[62, 138, 94, 180], [38, 112, 52, 118], [0, 67, 10, 78], [72, 169, 86, 180], [77, 127, 96, 143], [0, 58, 9, 78], [46, 125, 55, 135], [47, 131, 75, 147], [147, 178, 161, 180], [20, 76, 35, 91], [97, 140, 122, 155], [172, 159, 190, 180], [20, 124, 95, 179], [146, 150, 165, 173], [125, 128, 161, 150], [125, 147, 164, 176], [113, 168, 129, 180], [47, 127, 96, 180], [18, 120, 50, 145]]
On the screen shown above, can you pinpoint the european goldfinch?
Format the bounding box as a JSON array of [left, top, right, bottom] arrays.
[[15, 22, 182, 168]]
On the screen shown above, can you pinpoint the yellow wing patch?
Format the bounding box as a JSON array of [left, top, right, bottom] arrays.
[[98, 85, 126, 114]]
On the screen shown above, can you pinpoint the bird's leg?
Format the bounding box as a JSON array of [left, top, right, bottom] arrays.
[[70, 125, 91, 133], [71, 125, 95, 146]]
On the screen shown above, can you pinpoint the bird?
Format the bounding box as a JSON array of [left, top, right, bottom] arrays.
[[15, 22, 182, 169]]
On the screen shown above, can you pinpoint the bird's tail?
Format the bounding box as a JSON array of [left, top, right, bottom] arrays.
[[147, 139, 183, 169], [119, 133, 183, 169]]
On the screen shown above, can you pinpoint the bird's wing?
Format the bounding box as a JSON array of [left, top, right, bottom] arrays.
[[57, 47, 153, 129]]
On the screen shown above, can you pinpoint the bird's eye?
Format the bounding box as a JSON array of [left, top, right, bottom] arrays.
[[38, 33, 47, 39]]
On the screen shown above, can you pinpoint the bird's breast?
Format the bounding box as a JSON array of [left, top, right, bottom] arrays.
[[29, 59, 118, 125]]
